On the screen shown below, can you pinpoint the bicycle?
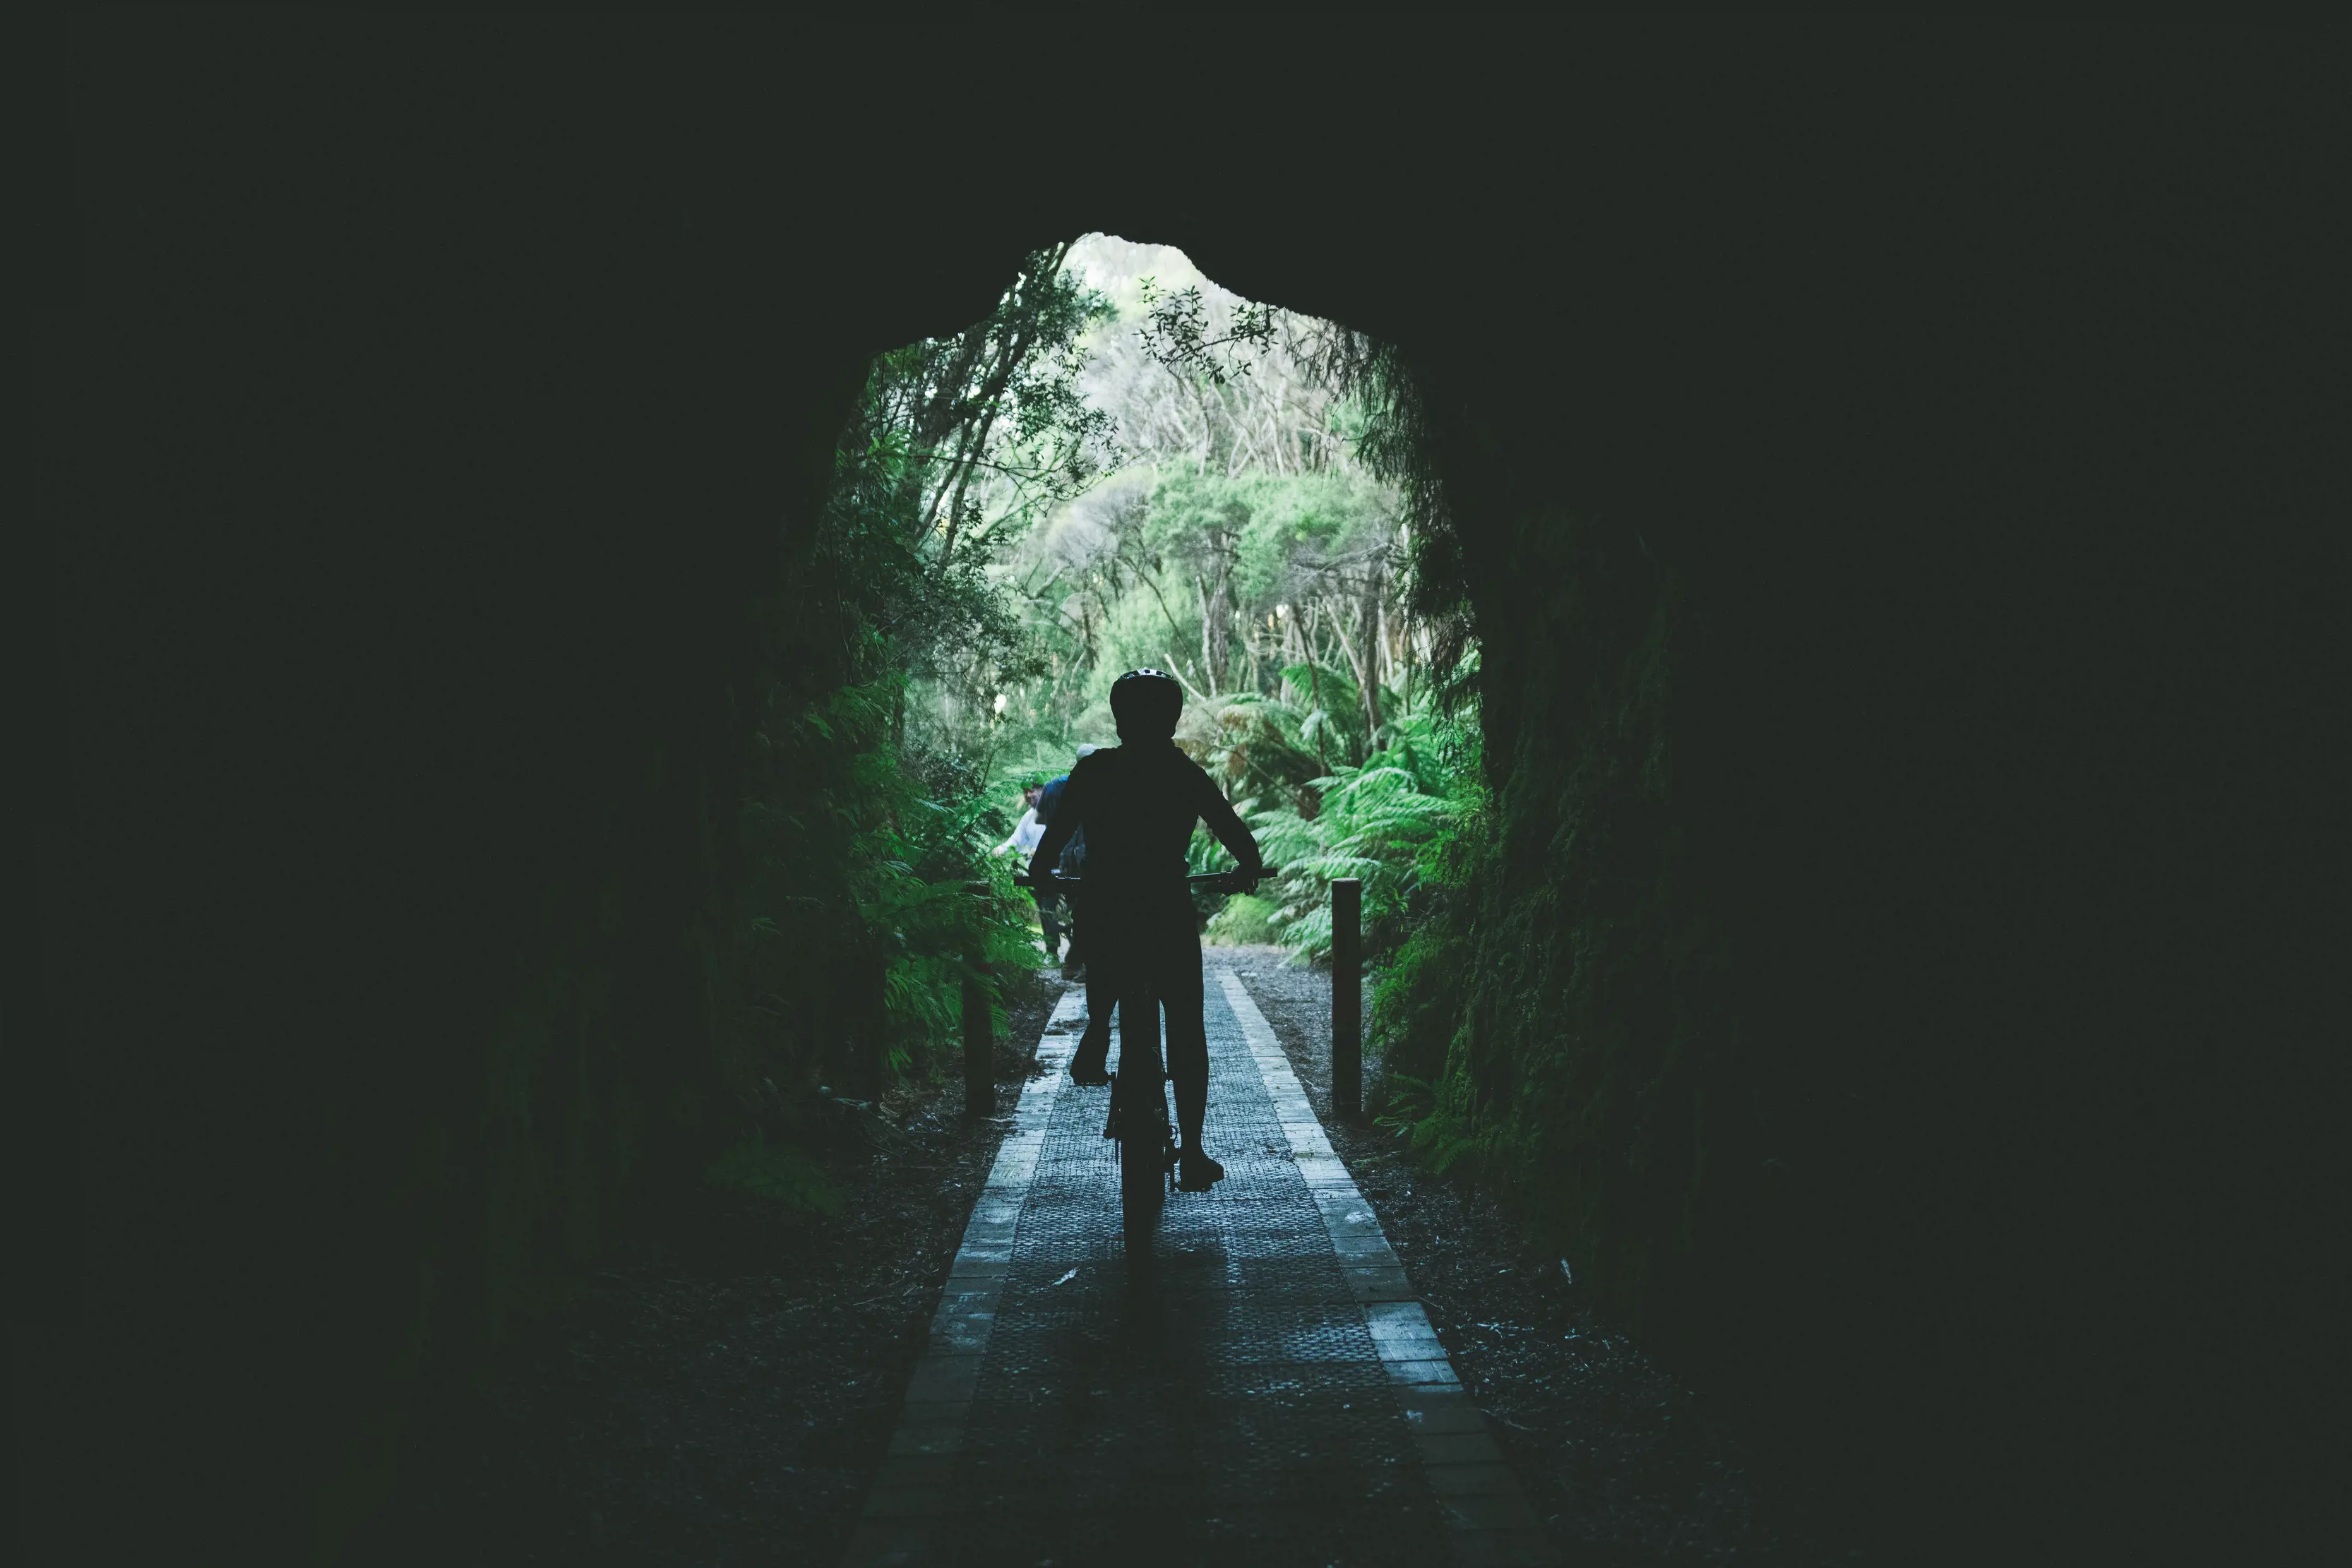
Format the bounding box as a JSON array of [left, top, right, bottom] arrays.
[[1015, 868, 1263, 1264]]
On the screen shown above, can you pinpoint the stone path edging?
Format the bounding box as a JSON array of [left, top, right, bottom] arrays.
[[1214, 969, 1556, 1567], [843, 988, 1082, 1562]]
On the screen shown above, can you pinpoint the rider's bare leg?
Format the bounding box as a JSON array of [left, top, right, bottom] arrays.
[[1160, 939, 1224, 1189], [1168, 1005, 1209, 1144], [1069, 933, 1115, 1086], [1070, 991, 1112, 1085]]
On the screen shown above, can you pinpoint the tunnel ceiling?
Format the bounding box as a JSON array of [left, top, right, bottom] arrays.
[[655, 17, 2323, 546]]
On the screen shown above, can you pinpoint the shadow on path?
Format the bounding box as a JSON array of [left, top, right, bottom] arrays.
[[846, 969, 1552, 1567]]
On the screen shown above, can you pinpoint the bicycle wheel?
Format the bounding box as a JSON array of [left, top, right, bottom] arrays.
[[1119, 1103, 1166, 1256], [1119, 981, 1169, 1258]]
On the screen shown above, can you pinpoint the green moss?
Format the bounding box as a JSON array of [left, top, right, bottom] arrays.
[[1373, 503, 1738, 1343]]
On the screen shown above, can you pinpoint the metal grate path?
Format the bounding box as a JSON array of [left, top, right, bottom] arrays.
[[845, 967, 1555, 1567]]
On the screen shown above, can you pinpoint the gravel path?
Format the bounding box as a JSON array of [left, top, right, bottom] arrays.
[[1213, 945, 1853, 1564]]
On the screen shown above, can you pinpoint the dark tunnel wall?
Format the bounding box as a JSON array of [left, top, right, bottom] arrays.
[[35, 14, 2344, 1560]]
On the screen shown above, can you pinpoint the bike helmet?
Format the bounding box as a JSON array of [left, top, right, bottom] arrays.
[[1109, 668, 1184, 739]]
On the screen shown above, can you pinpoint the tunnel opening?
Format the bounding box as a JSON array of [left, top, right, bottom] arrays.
[[727, 234, 1466, 1130]]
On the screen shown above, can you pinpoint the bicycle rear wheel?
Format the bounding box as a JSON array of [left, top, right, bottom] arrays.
[[1116, 982, 1170, 1262], [1118, 1103, 1168, 1256]]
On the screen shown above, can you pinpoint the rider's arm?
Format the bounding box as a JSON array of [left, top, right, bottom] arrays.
[[1195, 770, 1265, 888], [1028, 774, 1087, 884], [993, 806, 1039, 856]]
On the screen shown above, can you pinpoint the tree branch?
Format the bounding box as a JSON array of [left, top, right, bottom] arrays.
[[1159, 654, 1213, 707]]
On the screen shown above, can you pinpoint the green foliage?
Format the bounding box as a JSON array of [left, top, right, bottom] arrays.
[[1241, 688, 1479, 963], [924, 239, 1486, 980], [1203, 892, 1283, 946], [1137, 277, 1277, 385], [980, 239, 1413, 767], [710, 244, 1115, 1141]]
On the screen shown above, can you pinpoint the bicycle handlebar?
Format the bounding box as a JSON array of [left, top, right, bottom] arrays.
[[1010, 868, 1275, 891]]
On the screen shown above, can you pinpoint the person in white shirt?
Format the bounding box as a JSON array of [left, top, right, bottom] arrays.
[[994, 784, 1063, 957], [994, 784, 1046, 858]]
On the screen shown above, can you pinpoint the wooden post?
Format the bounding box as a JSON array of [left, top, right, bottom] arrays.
[[1332, 878, 1361, 1116], [961, 953, 995, 1116]]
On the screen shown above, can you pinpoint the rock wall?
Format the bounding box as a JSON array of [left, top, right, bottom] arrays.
[[1367, 47, 2345, 1546]]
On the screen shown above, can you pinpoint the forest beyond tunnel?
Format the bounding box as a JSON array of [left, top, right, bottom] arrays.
[[35, 15, 2344, 1565]]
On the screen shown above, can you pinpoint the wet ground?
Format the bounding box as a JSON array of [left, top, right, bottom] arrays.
[[394, 952, 1852, 1564]]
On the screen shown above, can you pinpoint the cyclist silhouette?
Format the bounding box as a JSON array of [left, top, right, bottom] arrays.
[[1028, 669, 1263, 1192]]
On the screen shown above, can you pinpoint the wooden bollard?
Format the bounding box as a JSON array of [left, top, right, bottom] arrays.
[[961, 954, 995, 1116], [1332, 878, 1362, 1116]]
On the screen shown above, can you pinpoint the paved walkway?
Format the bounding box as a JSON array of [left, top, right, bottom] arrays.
[[845, 967, 1554, 1567]]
